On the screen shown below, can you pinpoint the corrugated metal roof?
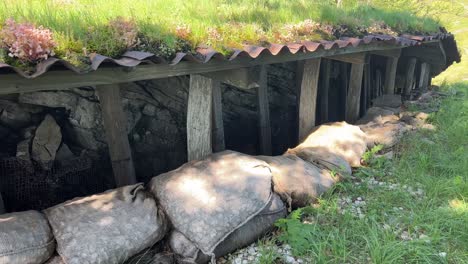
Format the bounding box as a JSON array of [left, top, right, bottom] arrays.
[[0, 33, 458, 79]]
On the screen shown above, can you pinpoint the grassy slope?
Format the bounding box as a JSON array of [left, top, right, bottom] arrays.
[[268, 83, 468, 264], [0, 0, 441, 65]]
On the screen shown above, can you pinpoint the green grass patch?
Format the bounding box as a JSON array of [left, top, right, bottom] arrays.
[[0, 0, 445, 67], [274, 82, 468, 263]]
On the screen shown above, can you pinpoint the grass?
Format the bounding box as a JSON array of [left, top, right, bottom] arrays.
[[261, 82, 468, 263], [0, 0, 444, 67]]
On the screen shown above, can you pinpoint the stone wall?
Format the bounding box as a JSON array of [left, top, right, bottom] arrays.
[[0, 62, 299, 183]]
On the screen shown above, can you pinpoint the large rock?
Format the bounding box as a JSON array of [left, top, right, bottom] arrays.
[[32, 115, 62, 169], [372, 94, 402, 108], [19, 91, 78, 110], [0, 100, 33, 129]]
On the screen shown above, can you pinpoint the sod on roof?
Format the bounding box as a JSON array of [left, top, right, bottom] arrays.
[[0, 0, 442, 71]]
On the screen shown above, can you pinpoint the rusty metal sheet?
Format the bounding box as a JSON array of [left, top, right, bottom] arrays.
[[0, 33, 456, 79]]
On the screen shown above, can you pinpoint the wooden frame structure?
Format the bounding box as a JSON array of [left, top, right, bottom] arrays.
[[0, 40, 448, 187]]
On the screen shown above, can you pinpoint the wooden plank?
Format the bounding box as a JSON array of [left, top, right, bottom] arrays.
[[257, 66, 272, 155], [319, 59, 331, 123], [298, 58, 321, 141], [96, 84, 136, 187], [418, 62, 431, 90], [384, 57, 399, 94], [361, 55, 372, 116], [345, 63, 365, 123], [211, 80, 225, 152], [203, 67, 260, 89], [403, 58, 417, 97], [371, 48, 401, 58], [187, 74, 213, 161], [1, 42, 433, 95], [402, 41, 446, 66], [339, 62, 349, 120], [328, 52, 367, 64]]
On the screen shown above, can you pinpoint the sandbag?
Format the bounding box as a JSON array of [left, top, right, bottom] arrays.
[[44, 183, 167, 264], [359, 121, 408, 148], [257, 155, 337, 209], [149, 150, 272, 260], [286, 147, 351, 176], [170, 194, 286, 263], [289, 121, 367, 167], [0, 210, 55, 264], [44, 255, 65, 264]]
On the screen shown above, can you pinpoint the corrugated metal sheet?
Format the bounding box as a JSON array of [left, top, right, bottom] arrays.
[[0, 33, 457, 79]]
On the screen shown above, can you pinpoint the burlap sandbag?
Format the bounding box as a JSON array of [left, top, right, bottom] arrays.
[[257, 155, 337, 209], [44, 183, 167, 264], [0, 210, 55, 264], [286, 147, 351, 176], [170, 194, 286, 264], [148, 150, 273, 261], [289, 121, 367, 167], [44, 255, 65, 264]]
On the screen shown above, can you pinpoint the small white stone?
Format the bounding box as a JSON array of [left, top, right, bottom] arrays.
[[285, 255, 296, 263], [438, 252, 447, 258]]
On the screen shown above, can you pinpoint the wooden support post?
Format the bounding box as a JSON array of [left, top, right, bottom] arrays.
[[96, 84, 136, 187], [0, 192, 5, 214], [298, 58, 321, 142], [257, 66, 272, 155], [211, 80, 225, 152], [319, 59, 331, 124], [339, 63, 349, 121], [345, 63, 365, 123], [403, 58, 417, 97], [384, 57, 399, 94], [364, 56, 372, 110], [419, 62, 431, 91], [187, 75, 213, 161]]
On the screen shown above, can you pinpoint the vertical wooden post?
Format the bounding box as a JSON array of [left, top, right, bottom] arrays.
[[298, 58, 321, 142], [0, 192, 5, 214], [319, 59, 331, 124], [187, 75, 213, 161], [211, 80, 225, 152], [384, 57, 399, 94], [345, 63, 365, 123], [419, 62, 431, 91], [257, 65, 272, 155], [339, 62, 348, 121], [96, 84, 136, 187], [361, 55, 372, 116], [403, 58, 417, 97]]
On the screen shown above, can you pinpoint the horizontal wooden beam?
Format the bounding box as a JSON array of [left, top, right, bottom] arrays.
[[370, 48, 401, 58], [327, 52, 367, 64], [0, 42, 435, 95], [203, 67, 260, 89], [402, 41, 446, 66]]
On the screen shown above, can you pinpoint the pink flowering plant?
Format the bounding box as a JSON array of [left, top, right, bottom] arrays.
[[0, 18, 56, 63]]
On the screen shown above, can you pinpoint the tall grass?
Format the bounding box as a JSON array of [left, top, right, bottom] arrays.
[[0, 0, 441, 62]]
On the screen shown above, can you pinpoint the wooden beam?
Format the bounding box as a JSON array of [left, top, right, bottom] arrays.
[[384, 57, 399, 94], [203, 67, 260, 89], [328, 52, 367, 64], [370, 48, 401, 58], [298, 58, 321, 142], [339, 62, 349, 121], [403, 58, 417, 97], [319, 59, 331, 123], [418, 62, 431, 91], [345, 63, 365, 123], [257, 66, 272, 155], [211, 80, 225, 152], [96, 84, 136, 187], [1, 42, 432, 95], [402, 41, 446, 66], [361, 55, 372, 116], [187, 75, 213, 161]]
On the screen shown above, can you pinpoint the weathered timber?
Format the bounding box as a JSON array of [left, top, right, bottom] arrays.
[[298, 58, 321, 141], [361, 55, 372, 115], [203, 67, 260, 89], [404, 58, 417, 97], [319, 59, 331, 123], [328, 52, 367, 64], [419, 62, 431, 91], [1, 42, 436, 95], [384, 57, 399, 94], [339, 62, 349, 120], [345, 63, 365, 123], [187, 75, 213, 161], [402, 41, 446, 66], [371, 48, 401, 58], [96, 84, 136, 187], [0, 192, 5, 214], [211, 80, 225, 152], [257, 66, 272, 155]]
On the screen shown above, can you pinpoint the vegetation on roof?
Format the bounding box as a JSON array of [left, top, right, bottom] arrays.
[[0, 0, 460, 71]]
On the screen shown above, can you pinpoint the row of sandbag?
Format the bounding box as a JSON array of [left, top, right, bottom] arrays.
[[0, 121, 369, 264]]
